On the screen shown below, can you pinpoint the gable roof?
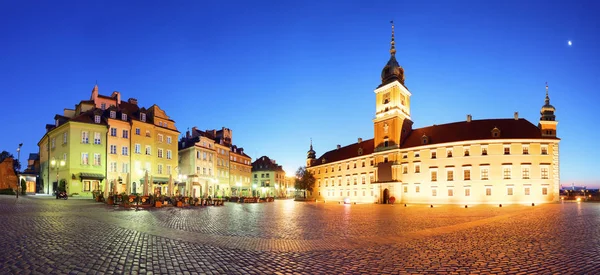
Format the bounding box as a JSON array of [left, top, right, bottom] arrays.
[[313, 139, 374, 167], [311, 118, 558, 166], [401, 118, 558, 148]]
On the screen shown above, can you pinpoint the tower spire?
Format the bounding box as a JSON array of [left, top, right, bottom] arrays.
[[310, 138, 313, 150], [390, 20, 396, 56], [545, 82, 550, 105]]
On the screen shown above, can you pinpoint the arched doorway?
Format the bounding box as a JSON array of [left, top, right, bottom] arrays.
[[383, 188, 390, 204]]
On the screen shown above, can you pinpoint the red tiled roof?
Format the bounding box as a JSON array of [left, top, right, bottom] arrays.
[[312, 139, 374, 167], [311, 118, 558, 166], [252, 156, 284, 172], [401, 118, 558, 148]]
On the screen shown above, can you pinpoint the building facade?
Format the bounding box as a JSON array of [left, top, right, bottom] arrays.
[[252, 156, 286, 198], [178, 127, 252, 198], [306, 24, 560, 205], [38, 85, 180, 197]]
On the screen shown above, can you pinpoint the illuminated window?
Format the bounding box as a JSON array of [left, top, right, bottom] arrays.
[[93, 153, 101, 166], [524, 187, 530, 195], [145, 146, 152, 155], [402, 165, 408, 174], [338, 178, 342, 186], [122, 146, 128, 156], [542, 187, 548, 195], [346, 177, 350, 186], [541, 167, 549, 179], [522, 167, 530, 179], [522, 145, 529, 155], [463, 169, 471, 180], [81, 153, 89, 165], [486, 187, 492, 196], [465, 188, 471, 196], [503, 167, 511, 179], [507, 187, 513, 195], [403, 186, 408, 193], [415, 185, 420, 193], [361, 176, 366, 184], [541, 145, 548, 155], [414, 164, 421, 173], [448, 189, 453, 196], [481, 168, 489, 180], [431, 171, 437, 182], [432, 189, 437, 196], [504, 146, 510, 155], [353, 177, 357, 185]]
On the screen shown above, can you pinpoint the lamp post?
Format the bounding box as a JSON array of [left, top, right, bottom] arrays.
[[16, 143, 22, 197], [51, 158, 66, 197]]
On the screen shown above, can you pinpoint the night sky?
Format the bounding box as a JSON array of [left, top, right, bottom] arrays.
[[1, 1, 598, 187]]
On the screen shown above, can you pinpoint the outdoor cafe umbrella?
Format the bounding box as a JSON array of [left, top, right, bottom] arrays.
[[168, 174, 174, 197], [143, 170, 149, 196]]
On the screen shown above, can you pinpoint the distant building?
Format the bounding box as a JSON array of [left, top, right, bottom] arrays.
[[306, 24, 560, 205], [178, 127, 252, 198], [18, 153, 40, 193], [252, 156, 286, 197]]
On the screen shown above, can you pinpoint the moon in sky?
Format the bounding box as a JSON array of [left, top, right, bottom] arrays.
[[568, 40, 572, 46]]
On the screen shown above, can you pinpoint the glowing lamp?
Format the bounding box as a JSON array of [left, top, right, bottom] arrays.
[[343, 197, 350, 204]]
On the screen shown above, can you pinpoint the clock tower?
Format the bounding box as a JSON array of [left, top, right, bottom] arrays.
[[373, 22, 413, 152]]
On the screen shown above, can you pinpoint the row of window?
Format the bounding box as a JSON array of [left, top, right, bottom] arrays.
[[318, 174, 375, 187], [80, 153, 102, 166], [317, 159, 374, 174], [403, 185, 549, 196], [428, 166, 550, 181], [426, 145, 548, 159]]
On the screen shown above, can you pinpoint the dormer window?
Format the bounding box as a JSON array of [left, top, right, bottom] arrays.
[[94, 115, 101, 124], [383, 137, 389, 147], [140, 113, 146, 122], [322, 158, 326, 164], [358, 148, 363, 156], [164, 122, 168, 128], [446, 148, 453, 158], [55, 119, 59, 126], [422, 134, 429, 145], [159, 122, 163, 127], [101, 103, 106, 110], [491, 127, 501, 138], [121, 114, 127, 121], [110, 111, 116, 119]]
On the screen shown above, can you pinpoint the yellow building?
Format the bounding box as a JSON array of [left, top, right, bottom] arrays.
[[251, 156, 286, 198], [178, 127, 252, 198], [307, 24, 560, 205], [39, 85, 179, 197]]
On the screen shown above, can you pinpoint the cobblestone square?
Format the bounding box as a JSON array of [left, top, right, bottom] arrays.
[[0, 196, 598, 274]]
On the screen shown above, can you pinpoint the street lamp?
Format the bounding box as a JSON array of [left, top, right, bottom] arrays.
[[51, 158, 66, 196], [16, 143, 22, 197]]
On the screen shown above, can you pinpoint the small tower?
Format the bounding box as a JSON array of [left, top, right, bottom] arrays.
[[539, 83, 558, 137], [306, 139, 316, 167]]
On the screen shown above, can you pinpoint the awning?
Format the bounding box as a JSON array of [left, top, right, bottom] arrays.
[[80, 173, 105, 181], [153, 177, 169, 184]]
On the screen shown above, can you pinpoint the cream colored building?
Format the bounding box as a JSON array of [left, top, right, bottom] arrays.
[[307, 24, 560, 205], [178, 127, 252, 198]]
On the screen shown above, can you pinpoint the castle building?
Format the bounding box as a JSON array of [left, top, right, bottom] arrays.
[[306, 24, 560, 205], [38, 85, 180, 197], [178, 127, 252, 198]]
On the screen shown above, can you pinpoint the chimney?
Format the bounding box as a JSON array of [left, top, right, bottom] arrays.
[[128, 98, 138, 105], [467, 114, 472, 122], [111, 91, 121, 105], [358, 138, 362, 143], [337, 145, 341, 149], [186, 129, 190, 139], [514, 112, 519, 120]]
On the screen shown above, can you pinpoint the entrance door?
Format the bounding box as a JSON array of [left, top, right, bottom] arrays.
[[383, 188, 390, 204], [52, 181, 58, 195]]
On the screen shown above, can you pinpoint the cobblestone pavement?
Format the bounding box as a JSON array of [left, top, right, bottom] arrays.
[[0, 195, 598, 274]]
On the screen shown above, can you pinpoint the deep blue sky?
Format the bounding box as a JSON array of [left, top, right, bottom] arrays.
[[1, 1, 598, 187]]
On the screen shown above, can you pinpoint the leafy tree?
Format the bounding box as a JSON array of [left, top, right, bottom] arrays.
[[294, 166, 316, 198], [0, 150, 21, 175], [58, 179, 66, 193]]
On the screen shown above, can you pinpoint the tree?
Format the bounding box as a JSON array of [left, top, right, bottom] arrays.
[[20, 178, 26, 195], [294, 166, 316, 198], [0, 151, 21, 175]]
